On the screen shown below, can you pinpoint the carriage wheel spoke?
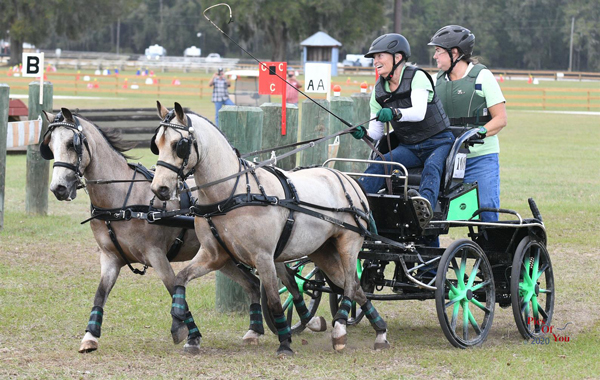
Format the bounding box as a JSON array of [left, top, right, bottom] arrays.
[[450, 303, 459, 331], [537, 303, 549, 321], [467, 308, 481, 335], [445, 298, 459, 309], [470, 279, 491, 292], [470, 298, 491, 314], [523, 302, 531, 328], [531, 248, 540, 284], [535, 263, 549, 282], [462, 303, 469, 341], [466, 258, 481, 288], [521, 251, 532, 285], [446, 279, 459, 295], [282, 294, 293, 309]]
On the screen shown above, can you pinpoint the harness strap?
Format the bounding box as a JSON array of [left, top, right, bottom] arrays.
[[449, 115, 492, 126], [166, 229, 186, 262], [263, 166, 297, 260], [105, 221, 148, 275], [205, 216, 254, 273]]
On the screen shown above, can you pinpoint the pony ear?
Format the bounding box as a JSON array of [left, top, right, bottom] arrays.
[[61, 107, 74, 122], [174, 102, 186, 125], [156, 101, 169, 119], [42, 110, 55, 123]]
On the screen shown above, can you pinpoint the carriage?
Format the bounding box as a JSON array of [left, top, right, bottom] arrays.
[[259, 127, 554, 348]]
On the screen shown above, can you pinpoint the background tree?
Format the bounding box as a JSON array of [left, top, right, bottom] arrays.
[[2, 0, 598, 71], [0, 0, 119, 65]]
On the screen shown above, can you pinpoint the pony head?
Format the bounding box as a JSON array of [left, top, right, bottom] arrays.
[[41, 107, 90, 201], [151, 101, 199, 201]]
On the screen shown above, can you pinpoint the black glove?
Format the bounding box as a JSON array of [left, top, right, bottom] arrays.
[[468, 127, 487, 143]]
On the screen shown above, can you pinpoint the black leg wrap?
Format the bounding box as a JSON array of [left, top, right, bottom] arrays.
[[184, 311, 202, 339], [332, 296, 352, 326], [361, 300, 387, 332], [248, 303, 264, 335], [273, 312, 292, 343], [293, 298, 312, 325], [85, 306, 104, 338], [171, 285, 188, 321]]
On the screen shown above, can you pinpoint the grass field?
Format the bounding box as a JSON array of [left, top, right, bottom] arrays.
[[1, 85, 599, 378]]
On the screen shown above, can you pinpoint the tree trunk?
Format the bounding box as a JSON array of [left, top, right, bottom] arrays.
[[9, 38, 23, 66], [394, 0, 403, 34], [267, 21, 288, 61]]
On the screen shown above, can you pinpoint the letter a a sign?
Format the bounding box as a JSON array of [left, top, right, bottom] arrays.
[[22, 53, 44, 77]]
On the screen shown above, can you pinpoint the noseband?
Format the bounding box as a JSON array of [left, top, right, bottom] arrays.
[[40, 112, 90, 188], [151, 110, 199, 181]]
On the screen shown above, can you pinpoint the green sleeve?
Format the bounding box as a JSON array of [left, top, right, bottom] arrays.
[[411, 70, 434, 102], [476, 69, 506, 107], [370, 89, 382, 113]]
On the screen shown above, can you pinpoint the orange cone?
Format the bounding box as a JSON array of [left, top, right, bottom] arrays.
[[527, 75, 533, 84]]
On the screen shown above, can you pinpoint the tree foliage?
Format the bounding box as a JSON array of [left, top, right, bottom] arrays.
[[1, 0, 598, 71]]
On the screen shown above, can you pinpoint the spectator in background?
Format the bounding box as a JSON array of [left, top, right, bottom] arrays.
[[285, 68, 301, 105], [209, 67, 234, 127]]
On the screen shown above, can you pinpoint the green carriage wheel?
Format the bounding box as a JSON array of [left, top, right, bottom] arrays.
[[511, 237, 555, 339], [261, 262, 324, 335], [435, 239, 495, 348], [328, 259, 365, 325]]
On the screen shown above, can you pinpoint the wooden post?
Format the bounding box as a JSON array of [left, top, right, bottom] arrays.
[[214, 106, 263, 313], [340, 92, 373, 173], [329, 96, 355, 171], [299, 99, 330, 167], [219, 106, 263, 155], [0, 84, 9, 230], [215, 275, 250, 313], [25, 81, 53, 215], [260, 103, 298, 171]]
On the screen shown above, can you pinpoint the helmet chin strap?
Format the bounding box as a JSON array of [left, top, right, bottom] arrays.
[[385, 54, 404, 82], [445, 49, 465, 80]]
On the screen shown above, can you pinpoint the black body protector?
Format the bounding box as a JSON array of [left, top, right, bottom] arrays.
[[374, 66, 450, 144]]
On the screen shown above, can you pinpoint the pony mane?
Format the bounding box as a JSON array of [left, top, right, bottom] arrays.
[[75, 113, 138, 160], [186, 110, 239, 156]]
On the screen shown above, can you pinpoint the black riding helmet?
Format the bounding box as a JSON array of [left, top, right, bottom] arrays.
[[365, 33, 411, 81], [428, 25, 475, 78]]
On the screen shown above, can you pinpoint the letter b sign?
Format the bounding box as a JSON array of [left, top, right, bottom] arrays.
[[22, 53, 44, 77]]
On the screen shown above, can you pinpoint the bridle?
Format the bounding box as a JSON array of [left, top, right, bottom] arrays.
[[40, 112, 90, 189], [150, 110, 199, 182]]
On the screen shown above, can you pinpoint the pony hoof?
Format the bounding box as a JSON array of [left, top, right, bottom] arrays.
[[78, 340, 98, 353], [242, 330, 262, 345], [171, 320, 188, 345], [276, 345, 294, 357], [183, 343, 201, 355], [307, 316, 327, 332], [243, 337, 260, 345], [374, 340, 390, 350], [172, 326, 188, 345], [332, 336, 347, 352]]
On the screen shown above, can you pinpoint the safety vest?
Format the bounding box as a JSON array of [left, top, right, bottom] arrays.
[[375, 66, 449, 144], [435, 64, 492, 128]]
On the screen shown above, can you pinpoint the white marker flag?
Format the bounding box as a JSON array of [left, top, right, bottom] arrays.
[[304, 63, 331, 100]]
